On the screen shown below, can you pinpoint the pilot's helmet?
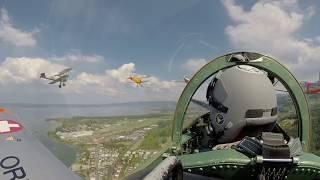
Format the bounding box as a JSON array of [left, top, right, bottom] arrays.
[[206, 65, 278, 143]]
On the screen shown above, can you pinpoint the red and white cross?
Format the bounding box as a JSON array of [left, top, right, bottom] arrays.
[[0, 120, 23, 134]]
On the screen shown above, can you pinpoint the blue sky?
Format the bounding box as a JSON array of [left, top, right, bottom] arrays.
[[0, 0, 319, 103], [0, 0, 228, 76]]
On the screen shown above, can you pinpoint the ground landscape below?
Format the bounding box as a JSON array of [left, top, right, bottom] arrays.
[[48, 112, 172, 180], [48, 95, 320, 180]]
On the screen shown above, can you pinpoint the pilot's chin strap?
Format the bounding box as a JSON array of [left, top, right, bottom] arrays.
[[233, 132, 303, 180]]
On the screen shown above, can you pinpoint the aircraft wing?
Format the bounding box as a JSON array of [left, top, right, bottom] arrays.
[[54, 68, 72, 77], [0, 112, 81, 180], [306, 88, 320, 94], [46, 77, 56, 81], [48, 77, 61, 84]]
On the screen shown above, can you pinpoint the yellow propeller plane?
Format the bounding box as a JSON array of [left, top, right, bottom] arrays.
[[127, 75, 149, 87]]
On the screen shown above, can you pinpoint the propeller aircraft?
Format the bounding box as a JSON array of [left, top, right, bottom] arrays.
[[127, 75, 150, 87], [40, 68, 72, 88]]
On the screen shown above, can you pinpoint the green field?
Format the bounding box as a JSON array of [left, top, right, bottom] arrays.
[[48, 94, 320, 179], [49, 112, 173, 180]]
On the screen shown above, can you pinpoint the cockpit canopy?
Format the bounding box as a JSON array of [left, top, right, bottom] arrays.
[[172, 52, 310, 154]]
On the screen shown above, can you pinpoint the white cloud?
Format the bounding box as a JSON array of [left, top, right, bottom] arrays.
[[67, 62, 182, 99], [182, 58, 207, 73], [98, 62, 179, 91], [81, 63, 179, 91], [223, 0, 320, 80], [0, 54, 183, 102], [51, 52, 104, 64], [141, 76, 178, 91], [0, 52, 105, 85], [0, 8, 38, 47], [106, 63, 135, 83], [67, 72, 120, 96], [0, 56, 117, 95], [0, 57, 66, 84]]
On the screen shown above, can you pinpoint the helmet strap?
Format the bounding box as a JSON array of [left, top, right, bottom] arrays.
[[206, 77, 229, 113]]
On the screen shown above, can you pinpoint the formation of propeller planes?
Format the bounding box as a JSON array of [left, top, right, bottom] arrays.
[[39, 67, 320, 95]]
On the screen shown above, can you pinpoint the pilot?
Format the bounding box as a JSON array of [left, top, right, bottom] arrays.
[[205, 65, 278, 147]]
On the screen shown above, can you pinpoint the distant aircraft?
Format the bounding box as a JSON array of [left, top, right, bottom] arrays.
[[183, 76, 190, 83], [40, 68, 72, 88], [301, 72, 320, 94], [171, 76, 190, 84], [127, 75, 149, 87]]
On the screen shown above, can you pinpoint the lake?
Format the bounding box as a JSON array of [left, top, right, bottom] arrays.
[[2, 101, 176, 166]]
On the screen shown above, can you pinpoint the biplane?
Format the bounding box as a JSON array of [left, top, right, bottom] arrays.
[[127, 75, 150, 87], [40, 68, 72, 88]]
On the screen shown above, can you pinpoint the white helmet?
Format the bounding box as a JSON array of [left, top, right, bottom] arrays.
[[207, 65, 278, 143]]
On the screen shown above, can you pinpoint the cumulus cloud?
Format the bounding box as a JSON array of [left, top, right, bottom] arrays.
[[67, 72, 120, 96], [182, 58, 207, 73], [51, 52, 104, 64], [106, 63, 135, 83], [141, 76, 178, 91], [79, 63, 179, 91], [223, 0, 320, 80], [0, 8, 38, 47], [0, 57, 66, 84], [0, 52, 106, 85], [0, 55, 182, 101]]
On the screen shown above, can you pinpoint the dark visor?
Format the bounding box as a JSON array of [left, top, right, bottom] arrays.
[[245, 107, 277, 118]]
